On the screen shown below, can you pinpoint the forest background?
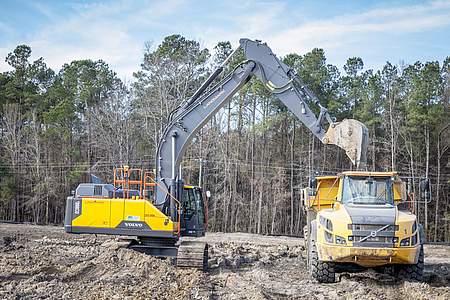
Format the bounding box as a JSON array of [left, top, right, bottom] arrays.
[[0, 35, 449, 241]]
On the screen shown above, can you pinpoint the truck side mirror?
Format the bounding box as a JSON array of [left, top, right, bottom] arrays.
[[419, 178, 429, 192], [71, 190, 75, 196], [309, 177, 317, 196], [309, 177, 317, 190]]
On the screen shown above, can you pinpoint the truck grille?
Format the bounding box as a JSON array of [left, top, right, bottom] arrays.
[[349, 223, 396, 247], [351, 236, 394, 243], [348, 224, 398, 231]]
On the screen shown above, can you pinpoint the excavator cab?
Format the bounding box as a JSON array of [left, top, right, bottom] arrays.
[[180, 186, 207, 237]]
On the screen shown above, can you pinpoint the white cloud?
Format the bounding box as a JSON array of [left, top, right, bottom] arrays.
[[29, 19, 140, 79], [0, 47, 12, 73], [265, 0, 450, 56], [0, 0, 185, 80], [1, 0, 449, 78], [176, 1, 450, 71], [190, 1, 287, 50]]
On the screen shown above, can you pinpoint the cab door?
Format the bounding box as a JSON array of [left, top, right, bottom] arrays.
[[180, 187, 206, 237]]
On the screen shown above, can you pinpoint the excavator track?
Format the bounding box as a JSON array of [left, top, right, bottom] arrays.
[[127, 238, 209, 271], [176, 241, 208, 271]]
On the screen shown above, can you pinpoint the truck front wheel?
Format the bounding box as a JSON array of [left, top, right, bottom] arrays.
[[395, 245, 424, 281], [309, 239, 335, 283]]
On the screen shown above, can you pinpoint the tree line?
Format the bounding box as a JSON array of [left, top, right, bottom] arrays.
[[0, 35, 449, 241]]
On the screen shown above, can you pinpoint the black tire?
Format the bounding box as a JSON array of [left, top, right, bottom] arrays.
[[395, 245, 424, 281], [309, 239, 335, 283]]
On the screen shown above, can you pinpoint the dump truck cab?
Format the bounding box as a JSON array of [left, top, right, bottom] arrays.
[[302, 172, 425, 283]]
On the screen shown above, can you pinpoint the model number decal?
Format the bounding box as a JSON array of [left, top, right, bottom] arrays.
[[204, 89, 225, 108], [74, 201, 81, 215]]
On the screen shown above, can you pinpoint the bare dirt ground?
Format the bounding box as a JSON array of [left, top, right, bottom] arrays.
[[0, 223, 449, 299]]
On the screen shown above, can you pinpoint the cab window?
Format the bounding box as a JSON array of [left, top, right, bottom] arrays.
[[182, 188, 196, 217], [342, 176, 393, 205], [194, 188, 205, 224]]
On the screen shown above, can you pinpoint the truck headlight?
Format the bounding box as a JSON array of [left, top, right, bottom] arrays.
[[335, 235, 346, 245], [319, 216, 333, 231], [324, 231, 333, 243], [326, 219, 333, 231], [400, 237, 410, 247]]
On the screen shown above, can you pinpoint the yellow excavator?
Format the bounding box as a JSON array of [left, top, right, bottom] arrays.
[[64, 38, 369, 270], [302, 172, 429, 282]]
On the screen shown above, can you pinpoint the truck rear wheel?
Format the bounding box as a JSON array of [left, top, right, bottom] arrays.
[[395, 245, 424, 281], [309, 239, 335, 283]]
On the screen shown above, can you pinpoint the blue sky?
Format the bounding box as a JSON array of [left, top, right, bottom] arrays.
[[0, 0, 449, 80]]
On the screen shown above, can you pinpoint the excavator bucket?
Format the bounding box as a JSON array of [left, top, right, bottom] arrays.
[[322, 119, 369, 168]]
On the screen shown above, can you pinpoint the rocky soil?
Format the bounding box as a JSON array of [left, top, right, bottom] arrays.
[[1, 223, 449, 299]]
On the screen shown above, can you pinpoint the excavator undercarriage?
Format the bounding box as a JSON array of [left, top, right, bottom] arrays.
[[128, 238, 208, 271]]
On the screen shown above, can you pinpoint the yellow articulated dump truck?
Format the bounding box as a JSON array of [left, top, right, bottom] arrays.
[[302, 172, 428, 283]]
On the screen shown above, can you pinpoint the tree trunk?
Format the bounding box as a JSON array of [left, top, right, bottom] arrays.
[[424, 126, 430, 237], [222, 101, 232, 232], [434, 124, 449, 241], [290, 120, 295, 235], [250, 96, 256, 232], [389, 85, 396, 170], [435, 131, 440, 242]]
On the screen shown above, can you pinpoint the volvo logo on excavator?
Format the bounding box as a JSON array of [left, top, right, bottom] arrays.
[[116, 221, 150, 230], [124, 222, 143, 228]]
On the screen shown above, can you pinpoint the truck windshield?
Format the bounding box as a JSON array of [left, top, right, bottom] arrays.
[[342, 176, 393, 205]]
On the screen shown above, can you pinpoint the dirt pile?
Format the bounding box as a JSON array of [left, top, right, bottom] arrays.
[[0, 233, 207, 300], [208, 241, 304, 270], [1, 224, 449, 300]]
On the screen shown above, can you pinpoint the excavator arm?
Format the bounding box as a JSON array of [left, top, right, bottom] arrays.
[[240, 39, 368, 164], [155, 39, 368, 208]]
